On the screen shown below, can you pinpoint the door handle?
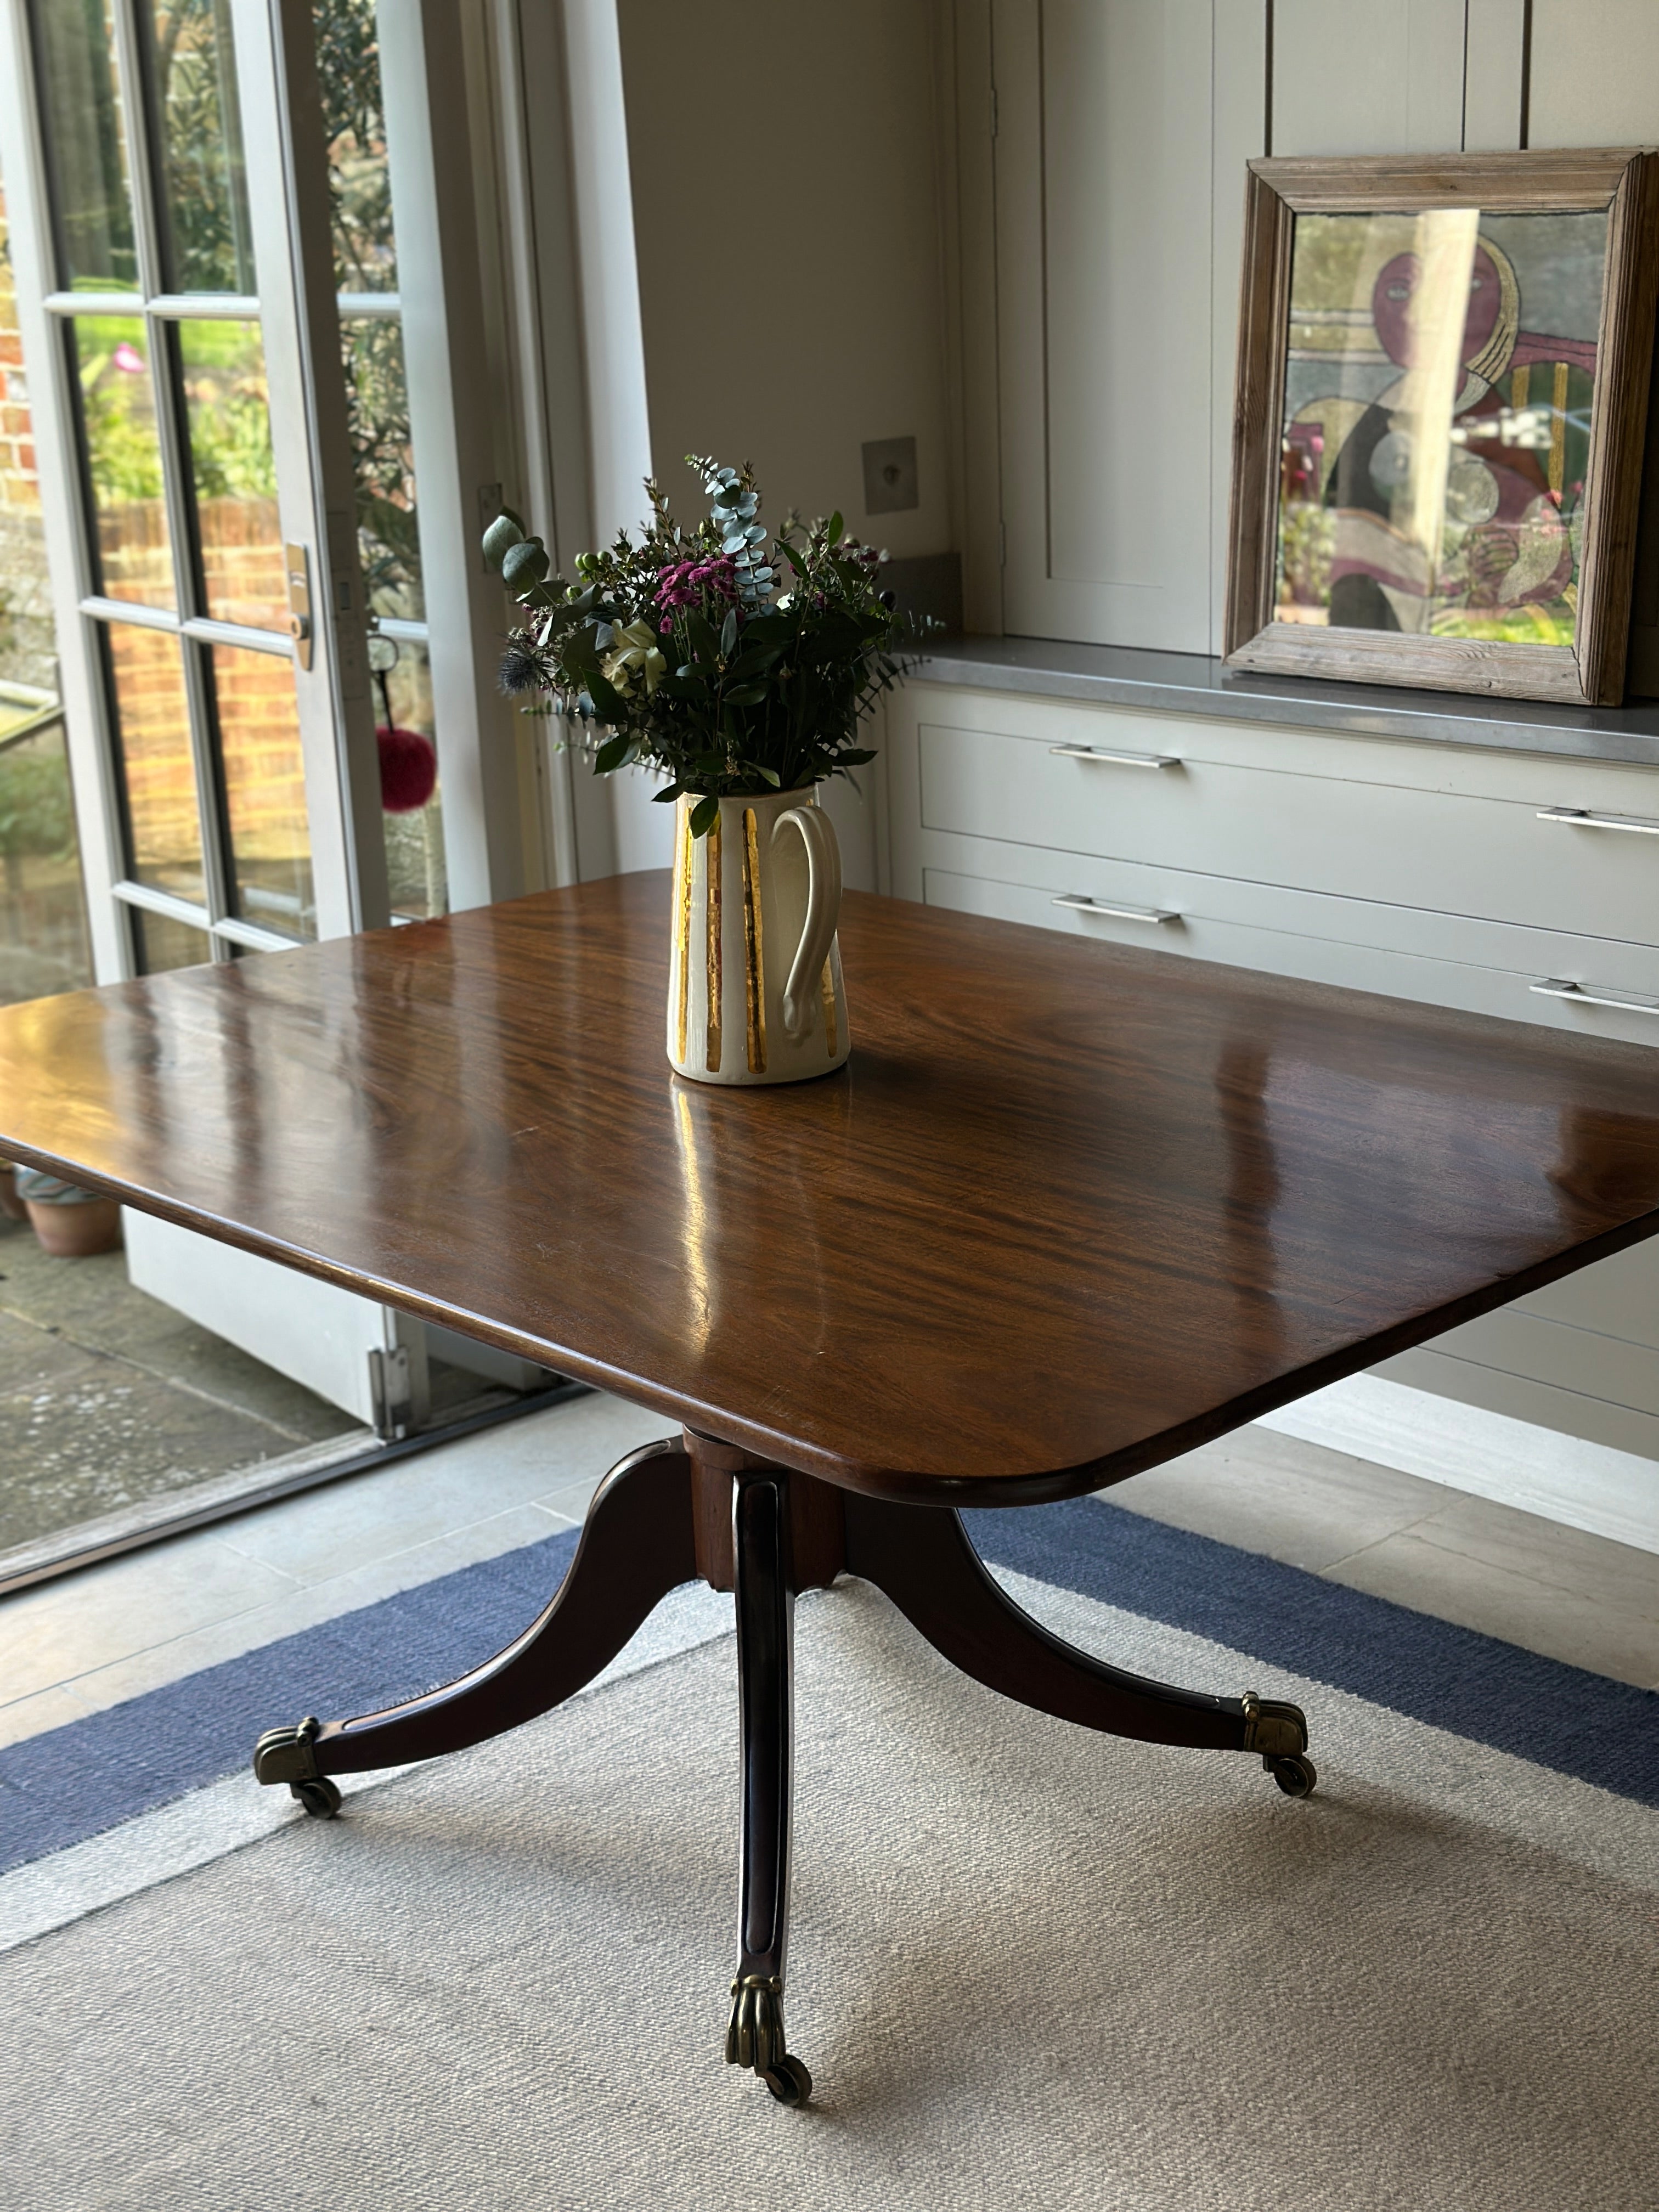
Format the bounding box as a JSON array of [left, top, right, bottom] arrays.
[[1537, 805, 1659, 835], [1053, 894, 1179, 924], [1531, 977, 1659, 1016], [284, 542, 314, 670], [1049, 743, 1180, 768]]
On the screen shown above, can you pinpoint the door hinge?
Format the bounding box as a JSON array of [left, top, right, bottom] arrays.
[[368, 1345, 414, 1440]]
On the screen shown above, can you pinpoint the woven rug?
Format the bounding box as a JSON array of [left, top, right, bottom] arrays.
[[1, 1500, 1655, 2210]]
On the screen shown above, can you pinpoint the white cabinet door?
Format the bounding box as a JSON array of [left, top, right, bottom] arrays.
[[993, 0, 1265, 652]]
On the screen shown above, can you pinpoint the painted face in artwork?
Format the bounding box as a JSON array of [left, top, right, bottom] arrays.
[[1372, 245, 1504, 370]]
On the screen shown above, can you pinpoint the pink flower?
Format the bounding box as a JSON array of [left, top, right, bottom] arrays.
[[112, 342, 145, 375]]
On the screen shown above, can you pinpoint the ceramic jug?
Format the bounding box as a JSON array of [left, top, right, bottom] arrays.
[[667, 786, 850, 1085]]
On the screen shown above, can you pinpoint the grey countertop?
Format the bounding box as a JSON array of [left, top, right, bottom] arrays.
[[912, 636, 1659, 769]]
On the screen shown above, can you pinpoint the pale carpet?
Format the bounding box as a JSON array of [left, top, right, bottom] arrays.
[[2, 1573, 1654, 2212]]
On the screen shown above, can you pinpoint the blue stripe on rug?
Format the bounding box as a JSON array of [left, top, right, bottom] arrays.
[[0, 1529, 577, 1878], [2, 1494, 1654, 1880], [963, 1500, 1659, 1808]]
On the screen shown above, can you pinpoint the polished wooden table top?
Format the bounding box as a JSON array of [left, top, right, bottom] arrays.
[[2, 872, 1657, 1503]]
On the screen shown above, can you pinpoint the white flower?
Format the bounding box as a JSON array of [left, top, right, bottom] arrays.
[[602, 617, 667, 697]]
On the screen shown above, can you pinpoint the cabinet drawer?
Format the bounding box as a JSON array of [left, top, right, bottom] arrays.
[[921, 854, 1659, 1047], [917, 720, 1659, 948]]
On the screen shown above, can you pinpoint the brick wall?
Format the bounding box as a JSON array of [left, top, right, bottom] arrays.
[[0, 184, 57, 697]]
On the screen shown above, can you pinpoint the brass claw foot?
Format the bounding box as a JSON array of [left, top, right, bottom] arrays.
[[726, 1976, 812, 2106], [252, 1716, 342, 1819], [1240, 1689, 1317, 1798]]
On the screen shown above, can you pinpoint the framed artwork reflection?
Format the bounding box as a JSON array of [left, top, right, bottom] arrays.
[[1224, 150, 1659, 706]]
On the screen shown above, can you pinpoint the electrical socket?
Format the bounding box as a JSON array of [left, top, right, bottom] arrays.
[[862, 436, 919, 515]]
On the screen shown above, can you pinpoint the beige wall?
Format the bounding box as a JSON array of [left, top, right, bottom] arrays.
[[615, 0, 953, 562]]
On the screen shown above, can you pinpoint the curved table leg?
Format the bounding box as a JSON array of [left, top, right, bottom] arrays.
[[724, 1470, 812, 2108], [252, 1438, 696, 1802], [842, 1492, 1313, 1787]]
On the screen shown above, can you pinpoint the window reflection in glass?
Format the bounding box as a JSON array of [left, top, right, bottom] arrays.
[[179, 319, 285, 628], [375, 635, 445, 921], [131, 901, 211, 973], [104, 624, 204, 901], [315, 1, 422, 617], [341, 306, 420, 620], [315, 0, 396, 293], [32, 0, 138, 291], [143, 0, 256, 295], [0, 713, 93, 1006], [211, 642, 314, 939], [71, 315, 175, 610]]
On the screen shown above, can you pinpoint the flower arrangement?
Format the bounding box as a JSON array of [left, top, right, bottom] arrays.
[[482, 456, 932, 836]]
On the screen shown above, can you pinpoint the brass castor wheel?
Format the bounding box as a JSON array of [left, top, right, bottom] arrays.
[[292, 1776, 343, 1819], [763, 2054, 812, 2107], [1266, 1753, 1317, 1799]]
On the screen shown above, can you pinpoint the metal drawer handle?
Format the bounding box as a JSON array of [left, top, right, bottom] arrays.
[[1053, 894, 1180, 926], [1049, 743, 1180, 769], [1538, 805, 1659, 836], [1532, 977, 1659, 1016]]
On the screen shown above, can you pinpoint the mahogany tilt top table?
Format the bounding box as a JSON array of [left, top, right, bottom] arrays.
[[3, 872, 1658, 2106]]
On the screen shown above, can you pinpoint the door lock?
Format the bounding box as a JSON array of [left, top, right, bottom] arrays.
[[284, 541, 314, 670]]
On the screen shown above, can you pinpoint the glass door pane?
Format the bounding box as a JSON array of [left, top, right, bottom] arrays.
[[70, 311, 174, 607], [0, 173, 93, 1005], [317, 0, 443, 919], [31, 0, 140, 292], [143, 0, 255, 296], [212, 638, 314, 937], [103, 624, 204, 901], [178, 316, 285, 629], [25, 0, 322, 969]]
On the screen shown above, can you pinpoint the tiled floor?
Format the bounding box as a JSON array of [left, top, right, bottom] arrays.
[[1109, 1423, 1659, 1690], [0, 1209, 357, 1554], [0, 1390, 668, 1750], [1, 1388, 1655, 1759]]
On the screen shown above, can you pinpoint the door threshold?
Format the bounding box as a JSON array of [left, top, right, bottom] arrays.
[[0, 1381, 589, 1598]]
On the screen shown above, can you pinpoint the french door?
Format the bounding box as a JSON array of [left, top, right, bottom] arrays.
[[0, 0, 529, 1431]]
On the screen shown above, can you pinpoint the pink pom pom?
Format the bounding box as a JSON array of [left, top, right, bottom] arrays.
[[376, 723, 437, 813]]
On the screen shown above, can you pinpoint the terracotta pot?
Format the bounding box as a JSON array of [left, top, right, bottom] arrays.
[[0, 1165, 28, 1222], [26, 1197, 123, 1258]]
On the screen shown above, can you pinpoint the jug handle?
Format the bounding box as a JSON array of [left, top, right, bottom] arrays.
[[774, 804, 842, 1039]]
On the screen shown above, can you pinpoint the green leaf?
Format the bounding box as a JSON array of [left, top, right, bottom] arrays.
[[594, 733, 630, 774], [719, 608, 738, 657], [586, 670, 629, 725], [690, 794, 720, 838], [838, 748, 878, 765], [826, 510, 843, 544], [501, 537, 550, 590], [687, 611, 721, 664], [652, 783, 684, 803], [481, 513, 524, 571], [752, 765, 781, 787], [777, 539, 807, 577]]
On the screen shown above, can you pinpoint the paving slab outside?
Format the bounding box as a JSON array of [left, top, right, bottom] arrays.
[[0, 1209, 358, 1555]]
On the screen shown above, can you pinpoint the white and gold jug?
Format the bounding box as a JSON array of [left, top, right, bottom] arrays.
[[667, 786, 849, 1085]]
